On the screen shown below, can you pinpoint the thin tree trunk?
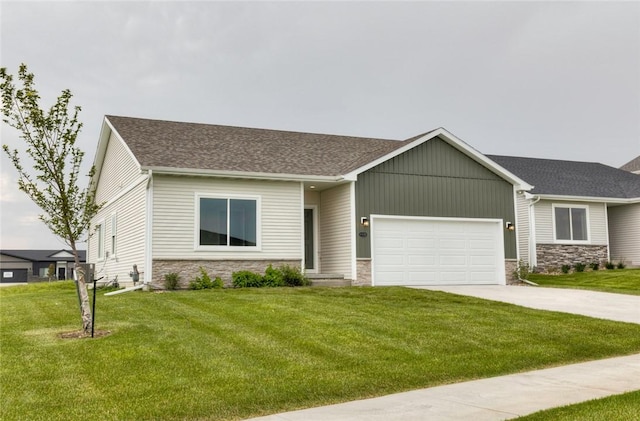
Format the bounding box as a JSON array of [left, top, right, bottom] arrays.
[[71, 241, 92, 334]]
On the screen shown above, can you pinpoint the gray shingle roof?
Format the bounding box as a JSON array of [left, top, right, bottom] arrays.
[[487, 155, 640, 199], [620, 156, 640, 173], [106, 115, 410, 177], [1, 250, 86, 262]]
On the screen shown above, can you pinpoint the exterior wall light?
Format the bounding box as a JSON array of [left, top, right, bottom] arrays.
[[360, 217, 369, 227], [506, 222, 515, 231]]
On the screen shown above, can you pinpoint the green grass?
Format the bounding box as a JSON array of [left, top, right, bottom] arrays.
[[529, 268, 640, 296], [516, 390, 640, 420], [2, 282, 640, 421]]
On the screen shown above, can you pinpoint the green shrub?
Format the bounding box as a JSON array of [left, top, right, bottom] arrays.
[[212, 276, 224, 289], [263, 264, 285, 287], [589, 262, 599, 271], [574, 262, 586, 272], [605, 261, 615, 270], [514, 259, 531, 280], [189, 267, 215, 290], [561, 264, 571, 274], [279, 264, 310, 286], [617, 261, 626, 269], [164, 272, 180, 290], [232, 270, 264, 288]]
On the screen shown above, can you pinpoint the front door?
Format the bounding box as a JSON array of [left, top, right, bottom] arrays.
[[304, 208, 315, 271], [57, 262, 66, 280]]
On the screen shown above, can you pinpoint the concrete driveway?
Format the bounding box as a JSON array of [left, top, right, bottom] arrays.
[[412, 285, 640, 324]]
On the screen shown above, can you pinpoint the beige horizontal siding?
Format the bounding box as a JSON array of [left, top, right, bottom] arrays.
[[534, 200, 607, 245], [319, 183, 353, 279], [95, 132, 140, 203], [152, 175, 302, 260], [88, 181, 146, 284], [608, 203, 640, 266]]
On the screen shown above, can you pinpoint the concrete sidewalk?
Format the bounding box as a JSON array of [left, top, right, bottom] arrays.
[[415, 285, 640, 324], [247, 353, 640, 420]]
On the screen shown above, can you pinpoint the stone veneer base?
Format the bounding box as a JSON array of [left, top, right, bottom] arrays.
[[153, 259, 301, 289], [535, 244, 608, 273]]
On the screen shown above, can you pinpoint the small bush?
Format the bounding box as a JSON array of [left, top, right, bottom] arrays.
[[514, 259, 531, 280], [574, 262, 586, 273], [605, 261, 615, 270], [232, 270, 264, 288], [589, 262, 599, 271], [617, 261, 626, 269], [263, 264, 285, 287], [212, 276, 224, 289], [280, 264, 310, 286], [189, 267, 215, 290], [164, 273, 180, 290], [561, 264, 571, 274]]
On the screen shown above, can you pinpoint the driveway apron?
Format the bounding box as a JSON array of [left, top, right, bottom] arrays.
[[413, 285, 640, 324]]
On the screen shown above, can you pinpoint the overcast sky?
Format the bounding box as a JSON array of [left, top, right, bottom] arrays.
[[1, 1, 639, 250]]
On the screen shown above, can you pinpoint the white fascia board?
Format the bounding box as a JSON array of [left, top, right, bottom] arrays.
[[533, 194, 640, 204], [91, 117, 144, 187], [143, 166, 345, 183], [343, 127, 534, 191]]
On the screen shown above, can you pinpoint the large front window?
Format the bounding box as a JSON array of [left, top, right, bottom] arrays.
[[199, 197, 257, 247], [554, 205, 588, 242]]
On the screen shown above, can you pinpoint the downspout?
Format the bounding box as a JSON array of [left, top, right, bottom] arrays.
[[525, 193, 541, 269]]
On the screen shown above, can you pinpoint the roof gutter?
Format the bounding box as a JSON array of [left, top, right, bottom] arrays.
[[531, 194, 640, 204], [141, 166, 347, 183]]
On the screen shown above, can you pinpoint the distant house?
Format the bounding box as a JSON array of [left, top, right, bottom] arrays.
[[620, 156, 640, 174], [0, 250, 87, 283], [489, 156, 640, 269]]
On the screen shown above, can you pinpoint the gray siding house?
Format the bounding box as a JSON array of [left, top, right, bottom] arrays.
[[0, 250, 87, 283], [89, 116, 531, 287], [489, 156, 640, 270]]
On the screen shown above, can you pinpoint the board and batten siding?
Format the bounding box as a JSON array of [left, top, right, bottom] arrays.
[[95, 132, 141, 204], [608, 203, 640, 266], [87, 180, 147, 284], [318, 183, 353, 279], [355, 136, 517, 259], [152, 175, 302, 260], [534, 200, 607, 245]]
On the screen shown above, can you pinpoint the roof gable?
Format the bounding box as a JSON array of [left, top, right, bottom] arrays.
[[488, 155, 640, 200], [620, 155, 640, 173], [0, 250, 86, 262]]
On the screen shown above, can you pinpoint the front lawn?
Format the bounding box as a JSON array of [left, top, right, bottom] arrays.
[[529, 268, 640, 295], [2, 282, 640, 421], [516, 390, 640, 420]]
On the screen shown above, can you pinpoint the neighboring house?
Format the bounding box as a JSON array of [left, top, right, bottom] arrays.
[[0, 250, 87, 283], [488, 156, 640, 270], [88, 116, 533, 287], [620, 156, 640, 174]]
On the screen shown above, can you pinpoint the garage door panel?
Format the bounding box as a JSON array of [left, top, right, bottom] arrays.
[[372, 216, 505, 286]]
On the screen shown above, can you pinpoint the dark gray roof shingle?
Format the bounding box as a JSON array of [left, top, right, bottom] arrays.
[[1, 250, 86, 262], [106, 115, 410, 177], [487, 155, 640, 199]]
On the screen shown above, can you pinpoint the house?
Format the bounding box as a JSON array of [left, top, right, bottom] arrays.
[[88, 116, 534, 288], [620, 156, 640, 174], [488, 156, 640, 270], [0, 250, 87, 283]]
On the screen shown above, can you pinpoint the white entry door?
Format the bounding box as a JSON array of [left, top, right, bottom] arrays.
[[371, 216, 505, 286]]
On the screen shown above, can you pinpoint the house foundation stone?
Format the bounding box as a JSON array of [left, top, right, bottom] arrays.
[[505, 259, 518, 284], [536, 244, 608, 273], [354, 259, 372, 286], [153, 259, 301, 289]]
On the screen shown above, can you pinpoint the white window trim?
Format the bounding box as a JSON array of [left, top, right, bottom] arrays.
[[194, 193, 262, 251], [551, 203, 590, 244], [96, 219, 105, 261], [110, 212, 117, 260]]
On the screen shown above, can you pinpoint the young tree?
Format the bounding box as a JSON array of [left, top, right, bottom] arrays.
[[1, 64, 102, 334]]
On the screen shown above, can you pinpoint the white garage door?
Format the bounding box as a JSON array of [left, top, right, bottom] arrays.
[[371, 216, 505, 286]]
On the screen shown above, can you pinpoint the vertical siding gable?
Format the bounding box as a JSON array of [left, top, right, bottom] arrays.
[[356, 136, 516, 259], [369, 136, 503, 180], [95, 132, 141, 203]]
